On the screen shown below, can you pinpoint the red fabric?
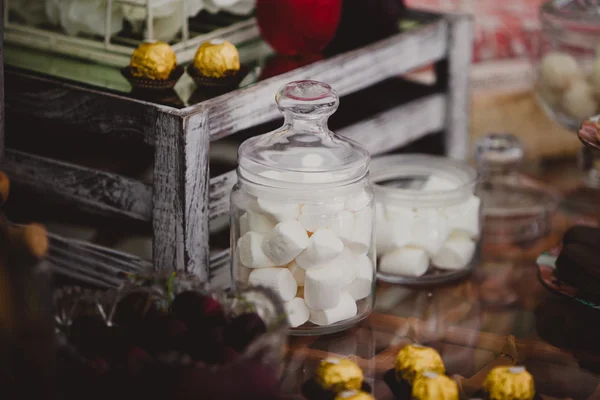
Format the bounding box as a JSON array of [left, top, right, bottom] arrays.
[[256, 0, 342, 56], [406, 0, 545, 62]]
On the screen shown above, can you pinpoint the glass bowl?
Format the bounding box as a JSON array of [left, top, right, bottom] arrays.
[[534, 0, 600, 131], [53, 273, 289, 400]]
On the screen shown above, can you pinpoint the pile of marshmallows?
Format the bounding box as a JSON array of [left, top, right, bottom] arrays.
[[376, 175, 480, 277], [236, 189, 374, 328], [536, 51, 600, 121]]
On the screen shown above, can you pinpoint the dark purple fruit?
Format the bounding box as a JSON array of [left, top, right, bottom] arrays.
[[87, 357, 110, 375], [68, 315, 108, 355], [188, 325, 225, 362], [171, 291, 225, 330], [113, 292, 159, 327], [224, 313, 267, 352], [127, 346, 153, 376]]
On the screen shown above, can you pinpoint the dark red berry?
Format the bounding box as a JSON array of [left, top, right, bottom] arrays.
[[167, 319, 188, 339], [87, 357, 110, 375], [224, 313, 267, 352], [127, 346, 152, 376], [171, 291, 225, 330], [113, 292, 159, 327]]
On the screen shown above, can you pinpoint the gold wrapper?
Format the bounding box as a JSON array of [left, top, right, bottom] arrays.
[[395, 345, 445, 384], [130, 41, 177, 80], [412, 371, 459, 400], [315, 357, 363, 393], [483, 366, 535, 400], [193, 39, 240, 79], [334, 390, 375, 400]]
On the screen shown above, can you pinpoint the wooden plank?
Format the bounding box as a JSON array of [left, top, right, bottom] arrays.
[[4, 68, 170, 145], [337, 94, 446, 156], [2, 149, 153, 221], [202, 17, 449, 140], [209, 169, 236, 222], [152, 110, 210, 280], [0, 0, 4, 162], [435, 14, 473, 160]]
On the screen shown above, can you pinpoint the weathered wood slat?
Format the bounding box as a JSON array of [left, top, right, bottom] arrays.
[[2, 149, 153, 221], [153, 111, 210, 279], [204, 16, 448, 141], [209, 169, 236, 222], [4, 68, 173, 145], [337, 94, 446, 156]]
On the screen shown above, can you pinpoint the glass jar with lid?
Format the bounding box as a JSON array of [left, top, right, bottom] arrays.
[[230, 80, 375, 335], [371, 154, 481, 285]]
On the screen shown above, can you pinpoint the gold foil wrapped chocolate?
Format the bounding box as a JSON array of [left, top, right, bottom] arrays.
[[193, 39, 240, 78], [334, 390, 375, 400], [129, 41, 177, 80], [412, 371, 459, 400], [315, 357, 363, 393], [395, 345, 445, 384], [483, 366, 535, 400]]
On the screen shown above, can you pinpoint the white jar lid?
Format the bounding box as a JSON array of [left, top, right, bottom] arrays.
[[370, 154, 478, 207]]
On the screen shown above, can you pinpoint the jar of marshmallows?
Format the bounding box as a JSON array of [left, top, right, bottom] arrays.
[[372, 155, 481, 285], [230, 80, 375, 335]]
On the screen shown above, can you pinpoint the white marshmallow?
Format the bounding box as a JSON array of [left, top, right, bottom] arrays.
[[248, 267, 298, 301], [237, 264, 253, 283], [422, 175, 458, 191], [562, 79, 598, 120], [432, 233, 476, 270], [346, 254, 373, 301], [295, 229, 344, 270], [304, 262, 343, 310], [239, 213, 250, 236], [309, 291, 358, 326], [298, 202, 344, 232], [379, 247, 429, 277], [284, 297, 310, 327], [407, 208, 449, 256], [238, 232, 276, 268], [348, 208, 373, 255], [329, 210, 355, 244], [345, 190, 371, 212], [262, 220, 309, 265], [446, 195, 481, 238], [257, 198, 300, 221], [287, 260, 306, 286], [333, 247, 358, 286], [376, 205, 412, 254], [539, 52, 581, 91], [247, 210, 276, 234]]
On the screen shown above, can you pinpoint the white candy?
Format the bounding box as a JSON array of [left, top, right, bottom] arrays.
[[407, 208, 449, 256], [295, 229, 344, 270], [348, 208, 373, 255], [248, 268, 298, 301], [379, 247, 429, 277], [376, 205, 413, 254], [422, 175, 458, 191], [237, 264, 253, 283], [257, 198, 300, 221], [309, 291, 358, 326], [561, 79, 598, 120], [247, 211, 276, 234], [285, 297, 310, 328], [432, 233, 476, 270], [239, 213, 250, 236], [238, 232, 276, 268], [334, 248, 358, 286], [536, 83, 562, 108], [346, 254, 373, 300], [262, 220, 309, 265], [345, 190, 371, 212], [298, 202, 344, 232], [287, 260, 306, 286], [304, 262, 343, 310], [329, 210, 355, 243], [446, 195, 481, 238], [539, 52, 581, 91]]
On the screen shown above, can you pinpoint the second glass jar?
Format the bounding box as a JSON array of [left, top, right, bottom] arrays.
[[230, 80, 375, 335]]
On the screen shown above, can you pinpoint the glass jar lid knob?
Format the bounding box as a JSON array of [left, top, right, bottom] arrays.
[[474, 133, 524, 170], [276, 80, 339, 118]]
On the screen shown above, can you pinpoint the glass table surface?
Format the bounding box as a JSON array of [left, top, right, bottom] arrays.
[[282, 159, 600, 400]]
